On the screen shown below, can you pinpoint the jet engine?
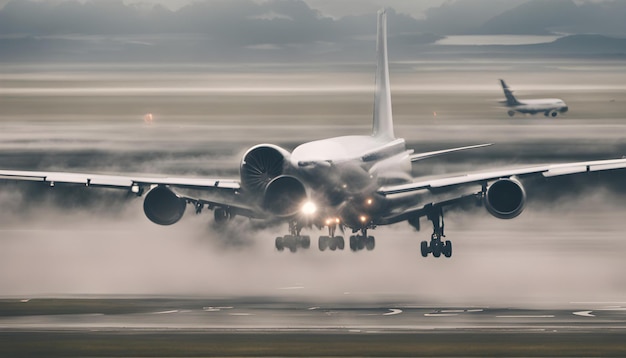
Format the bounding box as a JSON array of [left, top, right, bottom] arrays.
[[240, 144, 291, 193], [240, 144, 308, 217], [484, 177, 526, 219], [263, 175, 307, 217], [143, 186, 186, 225]]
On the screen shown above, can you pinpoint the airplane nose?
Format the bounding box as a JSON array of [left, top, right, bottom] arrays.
[[561, 106, 569, 113]]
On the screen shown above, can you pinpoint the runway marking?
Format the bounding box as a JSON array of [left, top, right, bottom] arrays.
[[571, 301, 626, 304], [152, 310, 179, 315], [573, 311, 595, 317], [203, 306, 233, 312], [383, 309, 403, 316], [278, 286, 304, 290], [229, 313, 254, 316], [424, 313, 458, 317], [496, 315, 555, 318], [20, 299, 30, 303], [308, 307, 320, 310]]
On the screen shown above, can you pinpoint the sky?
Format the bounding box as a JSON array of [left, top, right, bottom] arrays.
[[0, 0, 450, 17], [1, 0, 625, 64]]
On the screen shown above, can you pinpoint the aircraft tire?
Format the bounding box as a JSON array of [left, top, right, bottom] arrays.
[[507, 110, 515, 117], [300, 235, 311, 249], [336, 236, 345, 250], [420, 241, 429, 257], [349, 236, 357, 251], [318, 236, 328, 251], [329, 237, 337, 251], [275, 237, 284, 251], [365, 236, 375, 251], [432, 241, 441, 258], [550, 111, 558, 118], [357, 236, 365, 250], [282, 235, 296, 253], [443, 240, 452, 258]]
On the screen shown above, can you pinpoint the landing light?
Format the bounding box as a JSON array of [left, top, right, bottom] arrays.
[[359, 215, 368, 223], [366, 198, 373, 206], [301, 201, 317, 215]]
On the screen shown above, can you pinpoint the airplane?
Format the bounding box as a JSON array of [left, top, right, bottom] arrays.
[[499, 79, 569, 118], [1, 10, 625, 258]]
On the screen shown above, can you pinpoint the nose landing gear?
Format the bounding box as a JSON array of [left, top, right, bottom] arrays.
[[318, 222, 344, 251]]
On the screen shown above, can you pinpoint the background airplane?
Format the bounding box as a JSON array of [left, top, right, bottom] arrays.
[[1, 10, 625, 259], [500, 79, 569, 117]]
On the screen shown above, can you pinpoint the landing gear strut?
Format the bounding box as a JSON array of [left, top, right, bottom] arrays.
[[349, 228, 375, 252], [421, 206, 452, 258], [275, 220, 310, 253], [318, 222, 344, 251]]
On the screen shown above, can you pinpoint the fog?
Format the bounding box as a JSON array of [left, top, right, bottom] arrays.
[[1, 58, 626, 307]]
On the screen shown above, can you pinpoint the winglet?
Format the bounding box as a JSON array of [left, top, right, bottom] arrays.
[[372, 9, 395, 140]]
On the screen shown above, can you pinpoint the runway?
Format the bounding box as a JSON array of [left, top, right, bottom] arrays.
[[1, 298, 626, 356]]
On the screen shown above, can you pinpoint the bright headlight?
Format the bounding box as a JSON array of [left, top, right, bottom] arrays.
[[301, 201, 317, 215]]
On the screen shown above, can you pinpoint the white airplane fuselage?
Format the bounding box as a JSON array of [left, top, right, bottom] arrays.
[[508, 98, 569, 116], [288, 135, 413, 228]]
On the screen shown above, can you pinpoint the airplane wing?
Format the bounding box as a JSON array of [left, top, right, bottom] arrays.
[[410, 143, 493, 162], [0, 169, 239, 191], [378, 158, 626, 196], [0, 169, 259, 217]]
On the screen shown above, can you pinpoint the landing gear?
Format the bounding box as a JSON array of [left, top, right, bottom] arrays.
[[420, 234, 452, 258], [275, 220, 310, 253], [318, 236, 345, 251], [349, 228, 375, 252], [275, 235, 310, 252], [318, 222, 344, 251], [420, 206, 452, 258], [507, 110, 515, 117]]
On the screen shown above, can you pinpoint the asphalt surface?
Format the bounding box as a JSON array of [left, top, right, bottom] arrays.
[[1, 298, 626, 356]]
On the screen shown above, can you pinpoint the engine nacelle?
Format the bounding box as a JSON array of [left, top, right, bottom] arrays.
[[484, 177, 526, 219], [262, 175, 307, 217], [240, 144, 291, 194], [143, 186, 186, 225]]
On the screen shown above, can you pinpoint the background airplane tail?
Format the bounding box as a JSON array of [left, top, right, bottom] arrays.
[[500, 79, 521, 106], [372, 9, 395, 140]]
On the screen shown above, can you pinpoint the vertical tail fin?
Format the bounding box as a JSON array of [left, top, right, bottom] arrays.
[[372, 9, 395, 140], [500, 79, 520, 106]]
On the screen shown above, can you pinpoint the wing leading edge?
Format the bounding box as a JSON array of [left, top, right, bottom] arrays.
[[379, 158, 626, 196], [0, 169, 240, 191]]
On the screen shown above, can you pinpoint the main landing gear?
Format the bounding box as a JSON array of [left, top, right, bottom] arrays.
[[275, 220, 310, 253], [318, 222, 344, 251], [420, 207, 452, 258], [349, 228, 375, 252]]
